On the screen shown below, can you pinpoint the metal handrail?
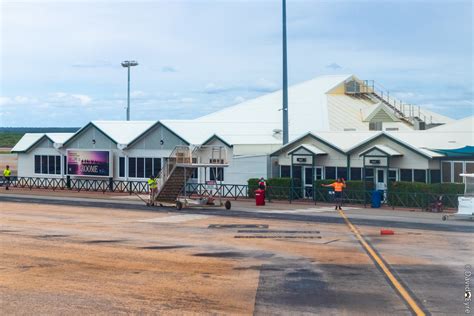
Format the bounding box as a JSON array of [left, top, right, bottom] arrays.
[[346, 79, 429, 125]]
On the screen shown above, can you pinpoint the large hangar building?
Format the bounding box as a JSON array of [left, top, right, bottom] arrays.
[[12, 75, 474, 189]]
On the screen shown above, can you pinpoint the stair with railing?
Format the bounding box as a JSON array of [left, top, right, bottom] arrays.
[[345, 79, 432, 129], [153, 145, 228, 203]]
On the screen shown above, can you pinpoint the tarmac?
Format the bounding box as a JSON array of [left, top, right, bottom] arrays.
[[0, 189, 473, 315]]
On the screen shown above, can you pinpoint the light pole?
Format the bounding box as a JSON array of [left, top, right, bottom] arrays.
[[121, 60, 139, 121], [282, 0, 289, 145]]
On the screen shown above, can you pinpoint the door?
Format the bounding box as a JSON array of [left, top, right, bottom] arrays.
[[303, 166, 314, 198], [375, 168, 387, 191]]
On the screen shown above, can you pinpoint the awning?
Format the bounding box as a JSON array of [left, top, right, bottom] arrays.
[[430, 146, 474, 157], [359, 145, 403, 157], [288, 144, 327, 156]]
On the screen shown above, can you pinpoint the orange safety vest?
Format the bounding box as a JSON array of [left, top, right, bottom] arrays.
[[331, 182, 345, 192]]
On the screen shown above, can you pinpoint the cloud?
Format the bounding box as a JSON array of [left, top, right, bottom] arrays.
[[204, 83, 230, 94], [250, 78, 278, 92], [131, 90, 147, 98], [234, 96, 245, 104], [48, 92, 92, 106], [326, 63, 342, 70], [161, 66, 177, 73]]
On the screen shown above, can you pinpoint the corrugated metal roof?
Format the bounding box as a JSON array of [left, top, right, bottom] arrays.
[[11, 133, 75, 152], [288, 144, 327, 155], [360, 145, 403, 156], [92, 121, 156, 145]]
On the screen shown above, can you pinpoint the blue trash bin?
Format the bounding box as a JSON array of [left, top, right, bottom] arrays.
[[371, 190, 382, 208]]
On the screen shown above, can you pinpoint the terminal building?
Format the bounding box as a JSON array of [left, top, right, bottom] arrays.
[[12, 75, 474, 190]]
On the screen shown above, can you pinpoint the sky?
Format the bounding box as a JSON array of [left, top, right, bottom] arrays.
[[0, 0, 472, 127]]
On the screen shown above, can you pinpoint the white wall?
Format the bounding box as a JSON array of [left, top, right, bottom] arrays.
[[225, 155, 269, 184]]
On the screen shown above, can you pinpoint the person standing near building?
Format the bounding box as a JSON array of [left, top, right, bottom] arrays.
[[148, 175, 158, 206], [3, 165, 11, 190], [258, 177, 267, 190], [322, 178, 346, 210]]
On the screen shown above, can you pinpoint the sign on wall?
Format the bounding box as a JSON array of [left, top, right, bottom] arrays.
[[364, 156, 388, 167], [67, 150, 111, 177], [292, 155, 313, 165]]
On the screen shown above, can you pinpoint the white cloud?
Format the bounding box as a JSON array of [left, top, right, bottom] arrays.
[[234, 96, 245, 104]]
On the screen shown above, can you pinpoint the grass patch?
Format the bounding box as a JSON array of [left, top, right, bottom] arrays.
[[0, 132, 24, 148]]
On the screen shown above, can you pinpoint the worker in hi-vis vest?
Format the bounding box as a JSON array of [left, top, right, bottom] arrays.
[[3, 165, 11, 190], [148, 175, 158, 206], [322, 178, 346, 210]]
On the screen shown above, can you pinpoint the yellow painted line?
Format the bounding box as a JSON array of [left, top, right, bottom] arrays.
[[338, 210, 426, 316]]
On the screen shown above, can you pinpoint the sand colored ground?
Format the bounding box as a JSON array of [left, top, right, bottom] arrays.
[[1, 201, 471, 315]]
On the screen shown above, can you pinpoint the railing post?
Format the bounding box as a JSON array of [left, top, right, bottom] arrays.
[[66, 175, 71, 190]]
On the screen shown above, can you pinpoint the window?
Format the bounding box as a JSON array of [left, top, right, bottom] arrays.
[[280, 165, 291, 177], [292, 166, 302, 180], [119, 157, 125, 178], [153, 158, 161, 176], [454, 162, 463, 183], [377, 169, 384, 183], [34, 156, 41, 173], [145, 158, 153, 178], [136, 158, 145, 178], [430, 170, 441, 184], [369, 122, 383, 131], [34, 155, 62, 175], [64, 156, 67, 175], [467, 162, 474, 174], [48, 156, 55, 174], [315, 167, 323, 180], [325, 167, 336, 180], [350, 168, 362, 180], [128, 158, 136, 178], [388, 169, 397, 182], [55, 156, 61, 174], [190, 158, 198, 179], [41, 156, 48, 174], [336, 167, 347, 180], [128, 157, 162, 178], [364, 168, 374, 180], [413, 169, 426, 183], [210, 167, 224, 181], [400, 169, 413, 182], [442, 162, 451, 183]]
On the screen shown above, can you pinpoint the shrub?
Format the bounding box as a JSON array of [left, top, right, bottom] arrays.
[[247, 177, 300, 199], [388, 181, 463, 208]]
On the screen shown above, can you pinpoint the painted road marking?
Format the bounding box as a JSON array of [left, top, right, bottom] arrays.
[[338, 209, 426, 316], [241, 207, 358, 214], [139, 214, 209, 223]]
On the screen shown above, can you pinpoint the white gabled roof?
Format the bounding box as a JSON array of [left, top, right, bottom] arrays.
[[11, 132, 75, 152], [288, 144, 327, 155], [11, 133, 44, 152], [92, 121, 156, 145], [360, 145, 403, 157]]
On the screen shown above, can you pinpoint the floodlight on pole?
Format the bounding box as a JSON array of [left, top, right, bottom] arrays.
[[121, 60, 139, 121], [282, 0, 289, 145]]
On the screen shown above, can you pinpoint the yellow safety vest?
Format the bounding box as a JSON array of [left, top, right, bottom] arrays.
[[148, 178, 157, 189], [3, 169, 11, 177]]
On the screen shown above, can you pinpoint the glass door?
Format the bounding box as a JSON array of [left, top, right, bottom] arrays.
[[375, 168, 387, 191], [303, 166, 314, 198]]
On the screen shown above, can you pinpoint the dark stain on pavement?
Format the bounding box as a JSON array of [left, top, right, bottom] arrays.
[[84, 240, 125, 244], [140, 245, 189, 250], [253, 262, 411, 315]]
